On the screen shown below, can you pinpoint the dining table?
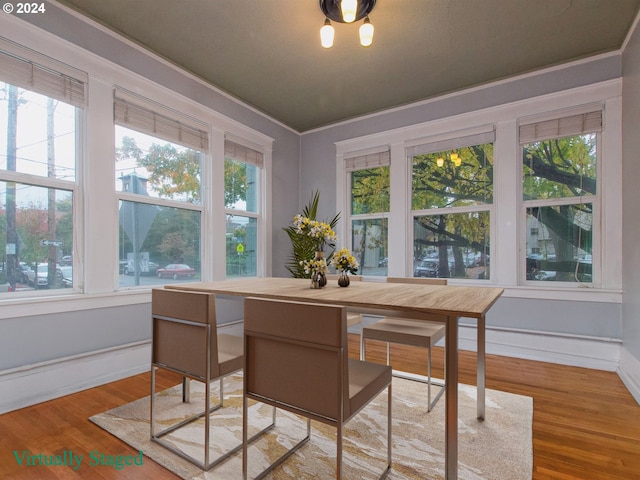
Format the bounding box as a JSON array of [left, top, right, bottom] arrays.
[[165, 276, 503, 480]]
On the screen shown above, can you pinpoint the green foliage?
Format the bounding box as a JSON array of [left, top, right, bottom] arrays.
[[351, 166, 390, 214], [283, 191, 340, 278], [410, 144, 493, 272], [224, 158, 247, 208], [522, 135, 596, 200]]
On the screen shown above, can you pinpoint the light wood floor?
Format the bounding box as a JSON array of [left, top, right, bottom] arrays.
[[1, 335, 639, 479]]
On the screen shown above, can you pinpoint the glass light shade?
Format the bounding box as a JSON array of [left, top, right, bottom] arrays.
[[341, 0, 357, 23], [359, 17, 374, 46], [320, 19, 335, 48], [436, 157, 444, 167], [451, 153, 461, 166]]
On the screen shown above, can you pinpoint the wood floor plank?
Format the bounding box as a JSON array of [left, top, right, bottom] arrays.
[[0, 336, 638, 479]]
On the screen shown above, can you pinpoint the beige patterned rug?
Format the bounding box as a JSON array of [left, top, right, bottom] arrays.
[[90, 374, 532, 479]]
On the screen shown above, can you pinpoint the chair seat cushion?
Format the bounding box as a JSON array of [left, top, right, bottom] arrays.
[[362, 318, 445, 348], [217, 333, 243, 376], [347, 359, 391, 421]]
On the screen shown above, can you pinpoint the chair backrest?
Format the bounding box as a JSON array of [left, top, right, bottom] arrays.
[[151, 288, 221, 379], [387, 276, 448, 285], [244, 297, 349, 424]]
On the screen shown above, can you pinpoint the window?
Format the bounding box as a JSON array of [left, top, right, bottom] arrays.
[[521, 111, 600, 284], [114, 92, 206, 287], [224, 139, 262, 278], [410, 131, 494, 280], [0, 47, 84, 294], [347, 150, 390, 276]]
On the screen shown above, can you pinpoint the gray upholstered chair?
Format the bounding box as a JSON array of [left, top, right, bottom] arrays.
[[150, 288, 273, 470], [360, 277, 447, 412], [242, 297, 392, 480]]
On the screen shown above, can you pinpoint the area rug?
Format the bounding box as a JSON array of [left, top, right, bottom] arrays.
[[90, 374, 532, 479]]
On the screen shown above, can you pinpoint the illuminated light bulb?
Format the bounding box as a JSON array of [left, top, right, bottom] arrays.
[[359, 16, 374, 47], [450, 153, 461, 166], [341, 0, 357, 23], [320, 18, 334, 48], [436, 157, 444, 167]]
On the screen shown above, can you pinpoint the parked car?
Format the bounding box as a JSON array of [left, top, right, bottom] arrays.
[[35, 263, 63, 288], [414, 259, 439, 277], [156, 263, 196, 280], [59, 266, 73, 288], [17, 263, 35, 285]]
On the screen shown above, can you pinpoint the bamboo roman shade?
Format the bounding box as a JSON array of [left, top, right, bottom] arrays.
[[345, 150, 390, 172], [114, 94, 209, 153], [0, 46, 86, 107], [408, 130, 495, 157], [519, 111, 602, 144], [224, 139, 264, 168]]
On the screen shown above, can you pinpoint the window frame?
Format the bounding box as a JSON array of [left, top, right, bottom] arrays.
[[0, 42, 85, 297], [344, 148, 391, 277], [223, 136, 265, 278], [114, 90, 207, 290], [408, 130, 495, 281], [335, 82, 622, 302], [518, 112, 602, 287]]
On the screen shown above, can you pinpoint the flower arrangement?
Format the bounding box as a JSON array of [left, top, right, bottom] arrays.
[[300, 257, 328, 276], [293, 214, 337, 251], [283, 191, 340, 279], [331, 248, 359, 275]]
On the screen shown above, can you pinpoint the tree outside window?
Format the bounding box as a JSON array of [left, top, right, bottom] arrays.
[[522, 131, 597, 283], [411, 140, 493, 280], [350, 159, 389, 276]]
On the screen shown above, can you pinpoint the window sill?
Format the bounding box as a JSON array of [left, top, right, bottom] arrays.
[[499, 285, 621, 303]]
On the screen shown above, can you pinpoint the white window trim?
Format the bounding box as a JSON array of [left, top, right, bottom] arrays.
[[336, 80, 623, 302], [0, 47, 84, 297], [223, 136, 268, 278], [0, 15, 274, 313]]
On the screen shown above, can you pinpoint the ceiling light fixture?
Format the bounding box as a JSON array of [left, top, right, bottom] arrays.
[[319, 0, 377, 48]]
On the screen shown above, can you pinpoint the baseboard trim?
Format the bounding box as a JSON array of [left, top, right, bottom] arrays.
[[0, 341, 151, 415], [457, 324, 621, 371], [618, 347, 640, 405], [0, 326, 627, 414]]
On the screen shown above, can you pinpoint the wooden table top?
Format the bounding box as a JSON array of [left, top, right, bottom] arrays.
[[164, 277, 503, 319]]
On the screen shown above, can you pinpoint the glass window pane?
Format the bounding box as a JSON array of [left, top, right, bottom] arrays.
[[0, 182, 73, 292], [413, 211, 490, 280], [412, 143, 493, 210], [226, 215, 257, 277], [351, 218, 388, 276], [115, 126, 202, 204], [118, 201, 200, 287], [525, 204, 592, 283], [0, 83, 77, 181], [225, 158, 259, 213], [351, 166, 390, 215], [522, 134, 596, 200]]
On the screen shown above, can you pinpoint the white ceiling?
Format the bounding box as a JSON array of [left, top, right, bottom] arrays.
[[56, 0, 640, 132]]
